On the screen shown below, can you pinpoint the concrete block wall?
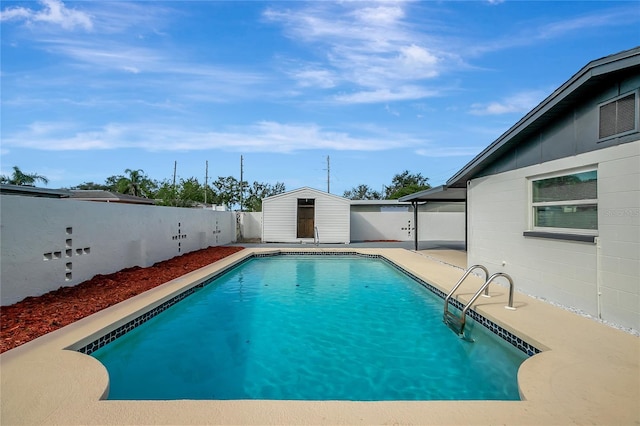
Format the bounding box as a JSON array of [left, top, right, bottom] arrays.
[[0, 196, 236, 306], [1, 195, 466, 306], [466, 141, 639, 332], [238, 212, 262, 241], [350, 212, 465, 242]]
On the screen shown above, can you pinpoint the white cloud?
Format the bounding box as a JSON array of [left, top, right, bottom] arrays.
[[21, 37, 267, 101], [415, 147, 480, 157], [467, 5, 640, 56], [537, 8, 639, 40], [45, 40, 162, 73], [385, 104, 400, 117], [353, 4, 405, 25], [289, 67, 336, 89], [399, 44, 439, 77], [2, 121, 425, 153], [263, 2, 457, 103], [469, 90, 547, 116], [86, 2, 173, 35], [334, 86, 439, 104], [0, 0, 93, 31]]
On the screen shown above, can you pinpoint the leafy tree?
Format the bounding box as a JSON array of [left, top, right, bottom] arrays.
[[154, 179, 179, 206], [212, 176, 246, 210], [104, 175, 123, 191], [70, 181, 111, 190], [69, 170, 282, 210], [344, 171, 430, 200], [121, 168, 156, 197], [384, 170, 430, 199], [343, 184, 382, 200], [0, 166, 49, 186], [245, 181, 286, 212], [176, 177, 217, 207], [180, 177, 205, 205], [104, 169, 157, 198]]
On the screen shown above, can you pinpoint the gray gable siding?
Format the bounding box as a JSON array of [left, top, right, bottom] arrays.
[[449, 47, 640, 186], [475, 73, 639, 179]]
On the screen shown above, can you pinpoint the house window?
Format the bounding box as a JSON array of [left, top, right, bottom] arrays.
[[531, 169, 597, 234], [598, 91, 637, 140]]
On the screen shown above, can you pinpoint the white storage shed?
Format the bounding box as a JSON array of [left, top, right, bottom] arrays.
[[262, 187, 350, 244]]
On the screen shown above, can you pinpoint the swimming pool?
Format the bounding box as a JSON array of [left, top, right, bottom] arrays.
[[89, 253, 529, 401]]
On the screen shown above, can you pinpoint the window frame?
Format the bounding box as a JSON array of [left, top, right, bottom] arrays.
[[597, 89, 639, 142], [528, 167, 598, 237]]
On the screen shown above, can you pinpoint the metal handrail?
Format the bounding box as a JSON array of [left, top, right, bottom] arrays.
[[458, 272, 515, 332], [443, 265, 489, 318]]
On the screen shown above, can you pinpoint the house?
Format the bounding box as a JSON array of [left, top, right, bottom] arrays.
[[403, 47, 640, 331], [0, 184, 72, 198], [262, 187, 350, 244]]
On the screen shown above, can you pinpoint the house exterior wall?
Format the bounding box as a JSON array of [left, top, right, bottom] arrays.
[[350, 212, 465, 242], [262, 188, 350, 243], [0, 195, 236, 306], [466, 141, 639, 331]]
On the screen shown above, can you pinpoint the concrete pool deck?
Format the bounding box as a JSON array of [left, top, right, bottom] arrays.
[[1, 247, 638, 425]]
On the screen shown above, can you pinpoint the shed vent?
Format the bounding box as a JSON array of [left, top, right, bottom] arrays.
[[599, 92, 637, 140]]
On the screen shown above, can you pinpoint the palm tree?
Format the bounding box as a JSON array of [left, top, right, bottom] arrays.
[[0, 166, 49, 186], [122, 168, 144, 196]]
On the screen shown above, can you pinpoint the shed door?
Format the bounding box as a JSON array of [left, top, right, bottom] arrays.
[[297, 198, 315, 238]]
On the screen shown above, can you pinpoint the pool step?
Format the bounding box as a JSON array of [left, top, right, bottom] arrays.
[[443, 311, 464, 335]]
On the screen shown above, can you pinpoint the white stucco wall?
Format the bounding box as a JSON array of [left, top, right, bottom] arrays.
[[350, 212, 465, 242], [466, 141, 639, 331], [262, 188, 350, 243], [0, 196, 236, 306]]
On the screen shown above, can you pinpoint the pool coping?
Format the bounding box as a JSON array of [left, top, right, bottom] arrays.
[[1, 247, 639, 425]]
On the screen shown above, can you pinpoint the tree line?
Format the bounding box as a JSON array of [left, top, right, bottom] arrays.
[[343, 170, 430, 200], [72, 169, 286, 212], [1, 166, 285, 211], [2, 166, 430, 209]]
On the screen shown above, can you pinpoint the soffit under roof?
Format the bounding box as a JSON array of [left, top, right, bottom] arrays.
[[397, 185, 466, 202]]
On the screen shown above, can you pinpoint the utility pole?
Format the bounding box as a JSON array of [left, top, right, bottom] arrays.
[[204, 160, 208, 207], [326, 155, 330, 193], [172, 161, 177, 207], [239, 155, 244, 212]]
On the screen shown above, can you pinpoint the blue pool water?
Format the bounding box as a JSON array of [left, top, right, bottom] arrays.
[[92, 255, 528, 400]]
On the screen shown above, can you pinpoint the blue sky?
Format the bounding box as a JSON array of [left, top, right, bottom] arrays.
[[2, 1, 639, 196]]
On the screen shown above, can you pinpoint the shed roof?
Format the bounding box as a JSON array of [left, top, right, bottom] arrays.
[[447, 46, 640, 188], [263, 186, 350, 203]]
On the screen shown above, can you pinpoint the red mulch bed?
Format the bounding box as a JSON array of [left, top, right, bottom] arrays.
[[0, 246, 244, 354]]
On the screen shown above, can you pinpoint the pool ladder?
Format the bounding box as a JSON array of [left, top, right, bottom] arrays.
[[443, 265, 515, 336]]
